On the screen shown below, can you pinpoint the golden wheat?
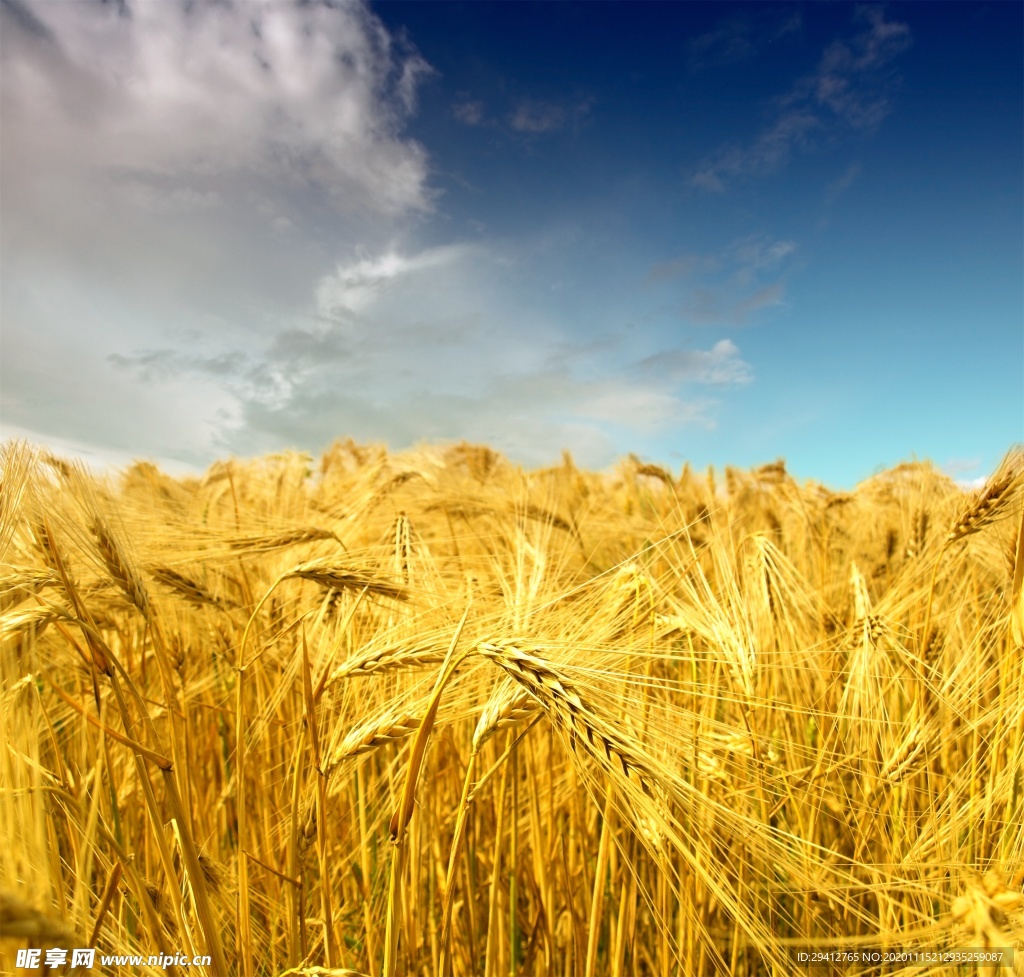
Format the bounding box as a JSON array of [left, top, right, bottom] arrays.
[[3, 438, 1023, 977]]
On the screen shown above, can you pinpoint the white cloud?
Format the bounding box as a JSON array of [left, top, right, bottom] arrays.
[[1, 0, 434, 216], [942, 457, 989, 491], [121, 183, 224, 216], [315, 244, 476, 317], [175, 239, 754, 466], [0, 2, 759, 474], [730, 235, 797, 275], [1, 0, 439, 467], [576, 388, 702, 433], [955, 476, 988, 492]]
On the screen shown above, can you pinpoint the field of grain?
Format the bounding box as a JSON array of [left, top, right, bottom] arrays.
[[2, 438, 1023, 976]]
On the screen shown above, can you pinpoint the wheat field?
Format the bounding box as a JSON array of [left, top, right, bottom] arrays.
[[2, 438, 1023, 976]]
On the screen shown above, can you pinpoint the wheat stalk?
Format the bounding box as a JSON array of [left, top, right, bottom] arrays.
[[426, 498, 580, 541]]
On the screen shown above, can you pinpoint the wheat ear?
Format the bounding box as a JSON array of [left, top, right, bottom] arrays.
[[325, 706, 424, 771], [284, 559, 409, 602], [150, 566, 227, 608], [328, 637, 448, 680], [472, 677, 540, 753], [91, 518, 151, 618], [946, 447, 1024, 544], [476, 640, 659, 797], [227, 527, 340, 553]]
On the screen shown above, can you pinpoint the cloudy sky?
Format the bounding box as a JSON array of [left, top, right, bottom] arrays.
[[1, 1, 1020, 487]]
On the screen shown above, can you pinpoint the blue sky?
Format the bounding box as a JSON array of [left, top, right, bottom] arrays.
[[1, 1, 1020, 488]]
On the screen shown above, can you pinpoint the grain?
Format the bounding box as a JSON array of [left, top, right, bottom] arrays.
[[5, 439, 1022, 977], [946, 446, 1024, 544], [91, 517, 151, 619], [150, 566, 227, 608], [472, 677, 540, 752], [327, 706, 424, 766], [284, 558, 409, 602], [227, 527, 340, 553], [328, 637, 448, 679], [476, 640, 660, 797]]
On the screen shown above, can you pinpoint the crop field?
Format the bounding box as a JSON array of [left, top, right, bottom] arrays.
[[2, 438, 1023, 976]]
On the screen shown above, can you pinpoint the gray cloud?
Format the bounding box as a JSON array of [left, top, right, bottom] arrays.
[[648, 236, 792, 287], [690, 8, 911, 191], [646, 253, 720, 284], [144, 236, 753, 464], [824, 161, 864, 205], [510, 100, 567, 133], [453, 98, 485, 126], [690, 111, 821, 192], [7, 227, 759, 470], [228, 339, 752, 464], [2, 336, 240, 468], [108, 349, 248, 382], [645, 234, 794, 327], [729, 236, 797, 277], [453, 92, 592, 137], [508, 96, 592, 135], [636, 340, 754, 387], [687, 9, 802, 70], [0, 0, 55, 42], [681, 283, 785, 326], [106, 349, 182, 382]]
